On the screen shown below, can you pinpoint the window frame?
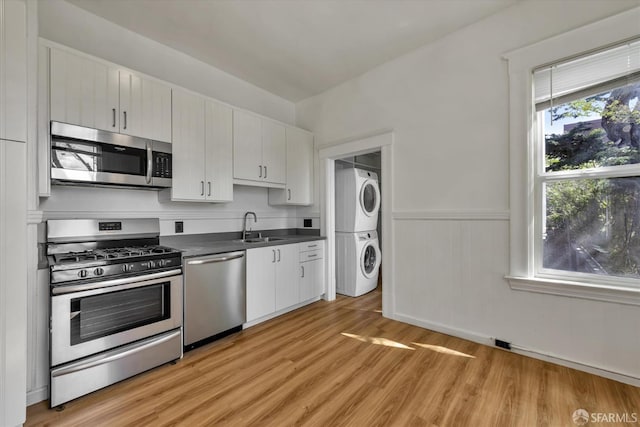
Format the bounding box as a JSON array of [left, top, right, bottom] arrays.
[[504, 7, 640, 306]]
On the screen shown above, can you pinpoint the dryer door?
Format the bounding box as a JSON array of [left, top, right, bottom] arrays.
[[360, 179, 381, 217], [360, 241, 380, 279]]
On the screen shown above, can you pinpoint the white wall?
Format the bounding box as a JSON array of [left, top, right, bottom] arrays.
[[296, 0, 640, 382], [37, 0, 295, 125]]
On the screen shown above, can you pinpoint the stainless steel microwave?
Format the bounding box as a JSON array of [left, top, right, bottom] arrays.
[[50, 121, 172, 189]]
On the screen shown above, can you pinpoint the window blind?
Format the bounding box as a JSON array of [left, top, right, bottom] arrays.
[[533, 38, 640, 111]]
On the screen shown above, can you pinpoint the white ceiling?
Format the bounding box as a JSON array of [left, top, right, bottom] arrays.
[[66, 0, 519, 102]]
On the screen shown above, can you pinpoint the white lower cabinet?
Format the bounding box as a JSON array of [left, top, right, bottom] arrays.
[[300, 259, 323, 302], [274, 245, 300, 311], [299, 241, 325, 302], [246, 241, 325, 324], [246, 243, 298, 322], [246, 246, 276, 322]]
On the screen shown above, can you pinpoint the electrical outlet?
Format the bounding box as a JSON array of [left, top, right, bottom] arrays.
[[303, 218, 312, 228], [495, 339, 511, 350], [175, 221, 184, 233]]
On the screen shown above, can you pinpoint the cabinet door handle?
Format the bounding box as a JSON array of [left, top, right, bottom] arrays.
[[277, 248, 281, 262], [208, 181, 211, 196], [200, 181, 204, 196], [264, 165, 268, 179], [288, 189, 291, 200], [301, 265, 305, 278], [112, 108, 116, 128], [308, 244, 317, 248], [123, 111, 127, 129], [272, 249, 276, 263], [259, 165, 262, 178]]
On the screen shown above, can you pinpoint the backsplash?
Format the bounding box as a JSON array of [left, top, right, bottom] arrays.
[[39, 184, 302, 236]]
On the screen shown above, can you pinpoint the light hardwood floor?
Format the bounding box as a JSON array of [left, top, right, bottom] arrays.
[[26, 288, 639, 426]]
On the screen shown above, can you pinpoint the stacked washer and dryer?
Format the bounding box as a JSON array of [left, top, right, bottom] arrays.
[[335, 168, 382, 297]]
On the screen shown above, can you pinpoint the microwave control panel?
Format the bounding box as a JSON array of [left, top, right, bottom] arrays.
[[153, 152, 172, 178]]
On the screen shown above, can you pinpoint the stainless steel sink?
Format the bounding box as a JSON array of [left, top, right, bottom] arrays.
[[234, 237, 286, 244]]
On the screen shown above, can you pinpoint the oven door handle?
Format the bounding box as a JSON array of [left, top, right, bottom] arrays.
[[51, 329, 181, 377], [52, 269, 182, 295], [146, 141, 153, 184]]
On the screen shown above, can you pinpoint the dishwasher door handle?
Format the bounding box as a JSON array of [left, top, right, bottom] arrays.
[[187, 253, 245, 265]]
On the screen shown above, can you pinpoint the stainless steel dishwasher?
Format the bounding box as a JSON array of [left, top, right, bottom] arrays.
[[183, 250, 246, 350]]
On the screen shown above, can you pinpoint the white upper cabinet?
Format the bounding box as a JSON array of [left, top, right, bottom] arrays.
[[50, 48, 119, 133], [50, 48, 171, 142], [0, 0, 27, 142], [169, 89, 206, 200], [261, 120, 286, 185], [43, 43, 314, 198], [205, 99, 233, 202], [233, 109, 286, 187], [121, 72, 172, 142], [232, 109, 261, 182], [269, 127, 314, 206], [163, 88, 233, 202]]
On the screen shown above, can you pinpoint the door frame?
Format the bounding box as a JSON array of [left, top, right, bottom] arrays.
[[319, 131, 394, 316]]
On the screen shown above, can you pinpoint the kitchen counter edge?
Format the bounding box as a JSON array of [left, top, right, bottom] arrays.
[[162, 235, 326, 259]]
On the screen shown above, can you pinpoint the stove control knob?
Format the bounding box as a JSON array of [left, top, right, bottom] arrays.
[[158, 259, 168, 267], [121, 264, 134, 273], [78, 270, 88, 278], [148, 260, 156, 269], [94, 268, 104, 276]]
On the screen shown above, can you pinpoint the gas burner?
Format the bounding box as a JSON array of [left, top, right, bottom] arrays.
[[52, 246, 178, 266], [54, 251, 106, 264], [47, 219, 182, 285]]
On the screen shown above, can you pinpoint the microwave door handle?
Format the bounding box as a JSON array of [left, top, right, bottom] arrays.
[[146, 142, 153, 184]]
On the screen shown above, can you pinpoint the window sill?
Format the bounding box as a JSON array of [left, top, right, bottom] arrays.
[[505, 275, 640, 306]]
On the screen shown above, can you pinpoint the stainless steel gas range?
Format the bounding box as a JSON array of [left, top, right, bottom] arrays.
[[47, 218, 183, 407]]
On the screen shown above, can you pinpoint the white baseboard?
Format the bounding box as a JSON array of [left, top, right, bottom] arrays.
[[392, 312, 640, 388], [27, 386, 48, 406]]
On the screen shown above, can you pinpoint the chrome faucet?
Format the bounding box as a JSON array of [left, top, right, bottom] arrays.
[[243, 212, 257, 240]]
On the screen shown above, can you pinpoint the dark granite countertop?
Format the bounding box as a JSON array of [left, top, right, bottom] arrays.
[[161, 229, 325, 259]]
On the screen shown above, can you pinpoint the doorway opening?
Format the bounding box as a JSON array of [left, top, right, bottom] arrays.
[[335, 152, 382, 296], [319, 131, 394, 317]]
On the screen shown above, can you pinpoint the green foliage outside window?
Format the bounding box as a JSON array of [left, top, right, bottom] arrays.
[[543, 82, 640, 278]]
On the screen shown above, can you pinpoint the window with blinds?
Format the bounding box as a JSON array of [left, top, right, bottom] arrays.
[[532, 38, 640, 284]]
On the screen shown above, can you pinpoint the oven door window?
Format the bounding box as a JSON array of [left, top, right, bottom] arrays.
[[70, 282, 170, 345], [51, 140, 147, 176]]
